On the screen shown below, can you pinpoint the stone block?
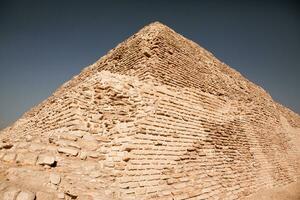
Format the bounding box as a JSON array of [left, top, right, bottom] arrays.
[[16, 153, 38, 165], [3, 187, 20, 200], [37, 155, 56, 166], [57, 147, 78, 156], [16, 191, 36, 200], [35, 191, 54, 200], [2, 153, 16, 162], [49, 173, 61, 185]]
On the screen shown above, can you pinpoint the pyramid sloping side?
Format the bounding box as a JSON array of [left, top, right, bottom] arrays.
[[0, 22, 300, 200]]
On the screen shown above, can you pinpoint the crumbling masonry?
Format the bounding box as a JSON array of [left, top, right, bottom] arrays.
[[0, 22, 300, 200]]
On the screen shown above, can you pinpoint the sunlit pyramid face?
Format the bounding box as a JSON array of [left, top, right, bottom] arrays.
[[0, 22, 300, 200]]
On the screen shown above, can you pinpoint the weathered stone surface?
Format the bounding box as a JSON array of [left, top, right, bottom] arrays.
[[2, 187, 20, 200], [79, 151, 87, 160], [0, 22, 300, 200], [57, 147, 78, 156], [0, 182, 8, 191], [49, 173, 61, 185], [57, 192, 65, 199], [16, 191, 35, 200], [35, 191, 54, 200], [37, 155, 56, 166], [16, 153, 38, 165], [2, 153, 16, 162]]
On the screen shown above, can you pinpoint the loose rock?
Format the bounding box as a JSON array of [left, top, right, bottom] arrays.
[[16, 191, 36, 200]]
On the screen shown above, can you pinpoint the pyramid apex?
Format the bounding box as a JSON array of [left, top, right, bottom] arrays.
[[147, 21, 166, 27], [142, 21, 172, 32]]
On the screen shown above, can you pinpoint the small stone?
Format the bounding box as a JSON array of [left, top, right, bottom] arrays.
[[3, 187, 20, 200], [25, 135, 33, 142], [57, 192, 65, 199], [79, 151, 87, 160], [49, 184, 58, 190], [56, 140, 81, 149], [16, 153, 38, 165], [16, 142, 29, 149], [16, 191, 36, 200], [35, 191, 53, 200], [89, 171, 102, 178], [79, 140, 98, 151], [87, 152, 105, 160], [59, 134, 78, 141], [2, 153, 16, 162], [69, 131, 85, 138], [57, 147, 78, 156], [37, 155, 56, 166], [49, 173, 61, 185], [29, 143, 45, 151], [0, 182, 8, 191]]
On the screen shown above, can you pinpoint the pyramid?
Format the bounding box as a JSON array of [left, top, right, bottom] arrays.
[[0, 22, 300, 200]]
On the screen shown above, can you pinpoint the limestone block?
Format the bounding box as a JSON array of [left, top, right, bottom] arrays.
[[57, 193, 65, 199], [16, 191, 36, 200], [2, 187, 20, 200], [78, 139, 98, 151], [56, 139, 81, 149], [49, 173, 61, 185], [59, 134, 78, 141], [89, 171, 102, 178], [79, 151, 87, 160], [29, 143, 45, 151], [37, 155, 56, 166], [16, 153, 38, 165], [0, 151, 5, 159], [57, 147, 78, 156], [16, 142, 29, 149], [35, 191, 54, 200], [0, 182, 8, 191], [2, 153, 16, 162], [87, 151, 105, 160]]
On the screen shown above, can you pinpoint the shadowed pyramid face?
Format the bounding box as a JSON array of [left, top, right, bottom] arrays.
[[0, 22, 300, 200]]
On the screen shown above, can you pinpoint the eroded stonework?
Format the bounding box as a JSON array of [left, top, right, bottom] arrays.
[[0, 22, 300, 200]]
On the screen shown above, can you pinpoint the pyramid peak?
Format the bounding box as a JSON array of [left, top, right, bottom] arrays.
[[136, 21, 175, 37], [145, 21, 168, 28]]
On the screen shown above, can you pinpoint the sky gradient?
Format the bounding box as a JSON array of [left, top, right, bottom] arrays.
[[0, 0, 299, 130]]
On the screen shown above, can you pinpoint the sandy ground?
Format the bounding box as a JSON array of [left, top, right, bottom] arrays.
[[244, 181, 300, 200]]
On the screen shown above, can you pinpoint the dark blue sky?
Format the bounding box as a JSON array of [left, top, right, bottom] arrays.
[[0, 0, 299, 130]]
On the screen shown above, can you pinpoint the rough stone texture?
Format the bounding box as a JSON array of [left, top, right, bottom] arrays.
[[16, 191, 36, 200], [0, 22, 300, 199], [49, 173, 61, 185], [2, 187, 20, 200]]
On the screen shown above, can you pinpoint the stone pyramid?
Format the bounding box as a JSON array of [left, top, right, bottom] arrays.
[[0, 22, 300, 200]]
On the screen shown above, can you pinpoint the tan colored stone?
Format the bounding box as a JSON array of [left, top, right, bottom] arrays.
[[57, 192, 65, 199], [57, 147, 78, 156], [49, 173, 61, 185], [35, 191, 53, 200], [37, 155, 56, 166], [16, 153, 38, 165], [16, 191, 35, 200], [3, 187, 20, 200], [2, 153, 16, 162]]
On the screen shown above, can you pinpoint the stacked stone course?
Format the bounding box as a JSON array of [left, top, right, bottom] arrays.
[[0, 22, 299, 200]]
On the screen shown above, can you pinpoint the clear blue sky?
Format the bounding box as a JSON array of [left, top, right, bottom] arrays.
[[0, 0, 299, 130]]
